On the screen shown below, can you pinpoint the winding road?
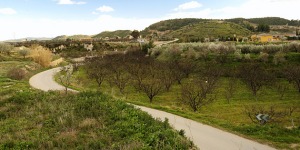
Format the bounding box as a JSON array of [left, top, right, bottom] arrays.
[[29, 67, 276, 150]]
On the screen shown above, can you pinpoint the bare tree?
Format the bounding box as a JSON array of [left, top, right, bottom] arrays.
[[138, 61, 165, 103], [284, 65, 300, 93], [85, 57, 109, 88], [180, 79, 216, 112], [106, 55, 131, 94], [160, 62, 176, 91], [168, 59, 196, 84], [224, 77, 237, 104], [275, 82, 289, 100], [239, 63, 274, 101]]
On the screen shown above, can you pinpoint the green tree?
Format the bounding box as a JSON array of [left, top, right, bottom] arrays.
[[59, 65, 73, 94], [131, 30, 140, 39], [257, 24, 270, 32], [0, 43, 14, 56], [18, 48, 30, 59]]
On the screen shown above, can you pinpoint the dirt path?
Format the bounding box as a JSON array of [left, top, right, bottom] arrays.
[[29, 67, 276, 150]]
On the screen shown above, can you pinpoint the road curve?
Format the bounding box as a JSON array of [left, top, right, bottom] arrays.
[[29, 67, 76, 92], [29, 67, 276, 150]]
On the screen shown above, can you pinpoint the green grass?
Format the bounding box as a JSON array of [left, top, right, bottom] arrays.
[[67, 67, 300, 149], [0, 91, 196, 149]]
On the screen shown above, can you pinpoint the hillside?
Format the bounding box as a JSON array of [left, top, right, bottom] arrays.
[[141, 18, 209, 39], [92, 30, 132, 39], [52, 35, 91, 41], [143, 18, 208, 32], [0, 90, 195, 149], [226, 17, 300, 26], [168, 21, 252, 42]]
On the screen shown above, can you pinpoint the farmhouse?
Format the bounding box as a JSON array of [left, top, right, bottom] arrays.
[[251, 34, 281, 42]]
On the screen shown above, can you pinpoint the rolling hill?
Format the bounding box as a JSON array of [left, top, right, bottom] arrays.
[[92, 30, 132, 39], [226, 17, 300, 26], [166, 21, 252, 42], [52, 35, 92, 41]]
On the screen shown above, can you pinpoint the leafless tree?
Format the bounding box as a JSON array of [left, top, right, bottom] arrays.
[[224, 77, 237, 104], [85, 57, 109, 88], [106, 55, 131, 94], [180, 79, 216, 112], [239, 63, 274, 101], [284, 65, 300, 93], [138, 61, 165, 103]]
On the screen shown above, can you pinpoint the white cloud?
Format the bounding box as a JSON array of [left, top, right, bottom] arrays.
[[56, 0, 86, 5], [0, 8, 17, 15], [174, 1, 202, 11], [168, 0, 300, 20], [97, 5, 114, 12]]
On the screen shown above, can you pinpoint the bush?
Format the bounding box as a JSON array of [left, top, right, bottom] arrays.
[[244, 53, 251, 60], [234, 49, 242, 60], [288, 41, 300, 52], [250, 45, 264, 54], [273, 51, 286, 65], [258, 52, 269, 62], [7, 68, 26, 80], [263, 44, 282, 54], [30, 45, 52, 67]]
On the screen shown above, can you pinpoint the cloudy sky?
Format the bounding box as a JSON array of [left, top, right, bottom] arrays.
[[0, 0, 299, 41]]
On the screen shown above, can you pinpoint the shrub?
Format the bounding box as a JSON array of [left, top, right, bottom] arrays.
[[30, 45, 52, 67], [234, 49, 242, 60], [263, 44, 282, 54], [288, 41, 300, 52], [244, 53, 251, 60], [7, 68, 26, 80], [236, 45, 251, 54], [273, 51, 286, 65], [258, 52, 269, 62], [250, 45, 264, 54]]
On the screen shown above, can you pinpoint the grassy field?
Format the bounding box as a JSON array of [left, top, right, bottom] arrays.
[[0, 54, 196, 149], [65, 66, 300, 149]]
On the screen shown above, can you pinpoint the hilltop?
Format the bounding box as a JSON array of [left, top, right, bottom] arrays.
[[167, 21, 251, 42], [226, 17, 299, 26], [52, 35, 92, 41], [93, 30, 132, 39]]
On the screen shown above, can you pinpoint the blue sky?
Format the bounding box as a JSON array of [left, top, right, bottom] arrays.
[[0, 0, 299, 41]]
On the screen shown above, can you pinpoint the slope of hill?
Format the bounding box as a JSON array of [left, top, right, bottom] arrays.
[[0, 91, 195, 149], [52, 35, 91, 41], [143, 18, 209, 32], [168, 21, 252, 42], [226, 17, 300, 26], [92, 30, 132, 39]]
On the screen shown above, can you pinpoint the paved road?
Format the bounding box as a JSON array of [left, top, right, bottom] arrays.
[[29, 67, 276, 150], [29, 67, 76, 92]]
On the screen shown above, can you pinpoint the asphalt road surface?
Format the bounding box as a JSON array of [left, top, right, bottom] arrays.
[[29, 67, 276, 150]]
